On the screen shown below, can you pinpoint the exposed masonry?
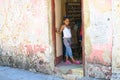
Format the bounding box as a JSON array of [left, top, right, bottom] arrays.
[[0, 0, 54, 74]]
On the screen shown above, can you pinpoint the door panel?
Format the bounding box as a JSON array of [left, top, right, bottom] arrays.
[[55, 0, 63, 64]]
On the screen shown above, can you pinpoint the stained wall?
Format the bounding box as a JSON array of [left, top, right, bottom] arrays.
[[112, 0, 120, 79], [83, 0, 112, 79], [0, 0, 54, 74], [1, 0, 120, 79]]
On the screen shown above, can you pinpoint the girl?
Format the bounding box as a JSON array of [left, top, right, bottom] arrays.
[[57, 17, 80, 64]]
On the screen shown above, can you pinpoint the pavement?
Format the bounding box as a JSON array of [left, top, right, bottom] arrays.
[[0, 75, 13, 80], [0, 66, 64, 80], [0, 66, 106, 80]]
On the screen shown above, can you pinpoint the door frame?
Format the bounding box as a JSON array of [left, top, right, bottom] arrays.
[[51, 0, 63, 65], [81, 0, 85, 76], [51, 0, 85, 74]]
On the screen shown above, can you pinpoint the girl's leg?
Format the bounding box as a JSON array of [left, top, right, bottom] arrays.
[[66, 47, 80, 64], [70, 57, 80, 64], [66, 56, 68, 61], [65, 39, 74, 61], [63, 38, 80, 64], [67, 39, 80, 64], [65, 50, 69, 62], [65, 49, 71, 64], [71, 57, 76, 62], [63, 38, 71, 63]]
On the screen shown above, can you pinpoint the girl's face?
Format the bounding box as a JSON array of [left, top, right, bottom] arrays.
[[64, 18, 70, 26]]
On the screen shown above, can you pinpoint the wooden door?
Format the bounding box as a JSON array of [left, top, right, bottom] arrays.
[[51, 0, 63, 65]]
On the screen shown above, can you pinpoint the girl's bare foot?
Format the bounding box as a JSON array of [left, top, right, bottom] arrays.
[[73, 60, 80, 64], [65, 60, 72, 64]]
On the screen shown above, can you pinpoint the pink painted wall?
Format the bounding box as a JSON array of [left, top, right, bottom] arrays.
[[0, 0, 53, 74], [83, 0, 112, 79]]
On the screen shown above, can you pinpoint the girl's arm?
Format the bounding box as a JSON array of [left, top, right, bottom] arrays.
[[57, 25, 64, 34]]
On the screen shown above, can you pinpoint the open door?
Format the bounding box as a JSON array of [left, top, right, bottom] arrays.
[[52, 0, 85, 68], [51, 0, 85, 76], [55, 0, 63, 65]]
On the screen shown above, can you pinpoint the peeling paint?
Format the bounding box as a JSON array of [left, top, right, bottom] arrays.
[[83, 0, 90, 29], [0, 0, 53, 74], [85, 34, 92, 56], [84, 0, 112, 79]]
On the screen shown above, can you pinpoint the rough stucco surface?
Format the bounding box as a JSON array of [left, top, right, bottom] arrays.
[[112, 0, 120, 80], [0, 0, 54, 74], [84, 0, 112, 79]]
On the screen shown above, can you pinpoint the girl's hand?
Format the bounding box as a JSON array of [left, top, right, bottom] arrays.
[[56, 25, 64, 35], [56, 31, 60, 34], [56, 28, 60, 34]]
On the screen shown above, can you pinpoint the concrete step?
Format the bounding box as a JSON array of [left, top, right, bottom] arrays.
[[55, 62, 84, 80]]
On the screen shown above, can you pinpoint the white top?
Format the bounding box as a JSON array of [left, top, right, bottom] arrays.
[[63, 26, 72, 38]]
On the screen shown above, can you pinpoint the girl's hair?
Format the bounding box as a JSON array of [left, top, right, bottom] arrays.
[[63, 16, 69, 21], [62, 16, 69, 25]]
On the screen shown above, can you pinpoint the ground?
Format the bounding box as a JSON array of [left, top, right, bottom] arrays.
[[0, 66, 63, 80], [0, 66, 104, 80]]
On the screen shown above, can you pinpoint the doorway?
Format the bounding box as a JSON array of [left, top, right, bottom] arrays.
[[52, 0, 84, 76]]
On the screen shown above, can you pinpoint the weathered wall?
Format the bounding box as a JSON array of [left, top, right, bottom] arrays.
[[112, 0, 120, 80], [0, 0, 54, 74], [83, 0, 112, 79]]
